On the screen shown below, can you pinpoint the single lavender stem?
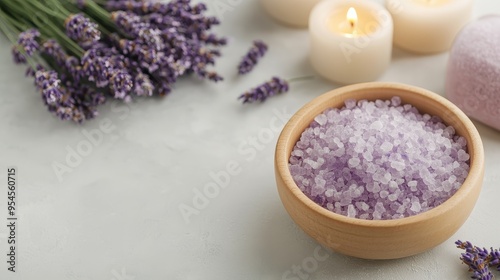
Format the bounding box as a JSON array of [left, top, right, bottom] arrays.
[[44, 0, 73, 15], [238, 76, 289, 104], [238, 75, 315, 104], [64, 13, 101, 47], [238, 40, 268, 75]]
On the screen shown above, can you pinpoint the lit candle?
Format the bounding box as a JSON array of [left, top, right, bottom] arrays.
[[260, 0, 322, 28], [310, 0, 393, 85], [385, 0, 473, 53]]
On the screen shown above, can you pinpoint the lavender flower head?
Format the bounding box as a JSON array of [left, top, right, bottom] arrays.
[[239, 77, 289, 104], [111, 11, 141, 34], [25, 64, 44, 77], [12, 29, 41, 64], [111, 11, 163, 50], [110, 70, 133, 100], [106, 0, 200, 16], [456, 240, 500, 280], [201, 33, 228, 46], [12, 47, 27, 64], [81, 47, 134, 100], [41, 40, 84, 83], [65, 14, 101, 46], [81, 48, 113, 87], [472, 266, 494, 280], [34, 69, 103, 123], [65, 80, 106, 121], [134, 73, 154, 96], [35, 70, 67, 108], [18, 29, 41, 56], [490, 249, 500, 268], [238, 40, 268, 75], [138, 28, 163, 51], [42, 40, 67, 63]]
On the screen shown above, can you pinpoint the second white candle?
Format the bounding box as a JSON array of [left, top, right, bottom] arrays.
[[386, 0, 473, 54], [260, 0, 322, 28], [310, 0, 393, 85]]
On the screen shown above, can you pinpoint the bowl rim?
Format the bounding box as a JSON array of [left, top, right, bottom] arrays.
[[275, 82, 484, 228]]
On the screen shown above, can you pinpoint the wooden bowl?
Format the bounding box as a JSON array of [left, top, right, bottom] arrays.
[[274, 82, 485, 259]]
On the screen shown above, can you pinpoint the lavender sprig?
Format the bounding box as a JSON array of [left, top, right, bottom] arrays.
[[17, 29, 40, 56], [35, 70, 64, 105], [65, 14, 101, 47], [456, 240, 500, 279], [239, 77, 289, 104], [491, 249, 500, 268], [42, 40, 85, 83], [238, 40, 268, 75], [111, 11, 163, 50], [12, 46, 27, 64], [12, 29, 41, 64], [34, 69, 87, 123]]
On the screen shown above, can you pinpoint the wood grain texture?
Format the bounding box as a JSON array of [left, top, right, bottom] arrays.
[[274, 82, 485, 260]]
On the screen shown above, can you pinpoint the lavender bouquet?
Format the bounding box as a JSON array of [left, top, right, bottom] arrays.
[[0, 0, 226, 123]]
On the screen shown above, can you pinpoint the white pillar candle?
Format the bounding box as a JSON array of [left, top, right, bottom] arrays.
[[260, 0, 322, 28], [385, 0, 474, 53], [309, 0, 393, 85]]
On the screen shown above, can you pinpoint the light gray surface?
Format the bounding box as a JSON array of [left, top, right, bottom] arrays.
[[0, 0, 499, 279]]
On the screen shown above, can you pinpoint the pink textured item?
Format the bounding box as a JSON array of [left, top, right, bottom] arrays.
[[446, 15, 500, 131]]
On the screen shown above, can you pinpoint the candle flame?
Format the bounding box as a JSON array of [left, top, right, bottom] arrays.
[[347, 7, 357, 28]]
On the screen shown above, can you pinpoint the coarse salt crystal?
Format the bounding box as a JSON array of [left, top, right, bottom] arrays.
[[348, 158, 360, 168], [380, 142, 394, 153], [388, 193, 398, 202], [345, 99, 357, 109], [388, 181, 398, 191], [410, 201, 422, 212], [315, 114, 328, 126], [380, 190, 389, 198], [347, 204, 357, 218], [458, 149, 470, 161], [370, 121, 384, 131], [325, 189, 334, 197], [390, 161, 405, 171], [408, 181, 418, 192]]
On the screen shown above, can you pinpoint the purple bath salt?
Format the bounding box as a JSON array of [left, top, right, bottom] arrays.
[[289, 97, 470, 220]]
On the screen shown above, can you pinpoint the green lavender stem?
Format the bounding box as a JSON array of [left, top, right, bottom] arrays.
[[24, 0, 67, 21], [289, 76, 316, 83]]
